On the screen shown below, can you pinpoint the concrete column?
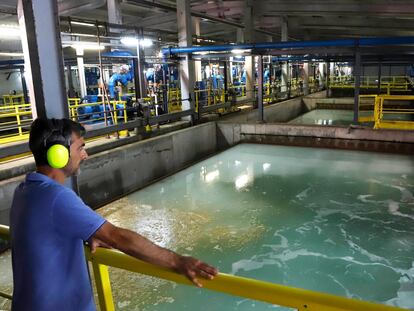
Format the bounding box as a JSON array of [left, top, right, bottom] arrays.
[[18, 0, 69, 119], [327, 61, 332, 97], [76, 48, 87, 98], [236, 28, 244, 43], [244, 0, 254, 101], [177, 0, 195, 116], [281, 16, 288, 95], [193, 17, 202, 82], [353, 49, 361, 123], [303, 62, 309, 95], [318, 62, 325, 89], [107, 0, 122, 32]]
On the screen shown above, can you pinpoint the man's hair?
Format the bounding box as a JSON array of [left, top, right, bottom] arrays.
[[29, 118, 86, 167]]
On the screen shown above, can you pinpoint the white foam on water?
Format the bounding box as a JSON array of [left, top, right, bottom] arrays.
[[385, 261, 414, 309], [326, 273, 356, 299], [388, 200, 414, 221], [296, 187, 312, 201], [390, 185, 414, 203]]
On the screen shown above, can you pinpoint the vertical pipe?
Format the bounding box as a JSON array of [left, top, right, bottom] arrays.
[[257, 55, 264, 122], [353, 48, 361, 123]]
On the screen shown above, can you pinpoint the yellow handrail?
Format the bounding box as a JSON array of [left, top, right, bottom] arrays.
[[0, 225, 407, 311], [373, 95, 414, 130]]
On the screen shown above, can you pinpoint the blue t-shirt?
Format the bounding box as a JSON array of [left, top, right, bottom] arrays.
[[10, 172, 106, 311]]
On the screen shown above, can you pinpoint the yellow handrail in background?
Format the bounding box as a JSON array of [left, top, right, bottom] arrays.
[[373, 95, 414, 130], [0, 225, 408, 311]]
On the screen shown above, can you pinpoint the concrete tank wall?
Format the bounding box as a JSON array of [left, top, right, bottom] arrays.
[[0, 122, 217, 225]]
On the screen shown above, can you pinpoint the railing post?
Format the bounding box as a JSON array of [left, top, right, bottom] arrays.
[[15, 106, 23, 136], [91, 261, 115, 311]]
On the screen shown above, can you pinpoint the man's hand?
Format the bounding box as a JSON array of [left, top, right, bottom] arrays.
[[174, 256, 218, 288], [88, 237, 112, 253]]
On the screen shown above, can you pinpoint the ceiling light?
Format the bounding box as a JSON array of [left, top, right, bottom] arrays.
[[0, 52, 24, 57], [121, 37, 153, 47], [71, 43, 105, 51], [231, 49, 250, 54], [139, 38, 153, 47], [70, 21, 101, 27], [121, 37, 138, 46], [0, 24, 21, 39]]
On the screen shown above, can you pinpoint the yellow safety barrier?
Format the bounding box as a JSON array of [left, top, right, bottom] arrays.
[[329, 76, 412, 95], [2, 94, 25, 106], [0, 99, 130, 145], [0, 103, 32, 145], [0, 225, 407, 311], [358, 95, 377, 122], [373, 95, 414, 130]]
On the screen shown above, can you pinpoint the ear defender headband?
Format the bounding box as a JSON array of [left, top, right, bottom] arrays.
[[44, 122, 71, 169]]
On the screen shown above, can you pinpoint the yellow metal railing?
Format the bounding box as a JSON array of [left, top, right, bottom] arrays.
[[2, 94, 25, 106], [358, 95, 377, 122], [329, 76, 412, 95], [373, 95, 414, 130], [0, 225, 408, 311], [0, 103, 32, 144]]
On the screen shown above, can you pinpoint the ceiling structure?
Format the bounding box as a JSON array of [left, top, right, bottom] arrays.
[[1, 0, 414, 60]]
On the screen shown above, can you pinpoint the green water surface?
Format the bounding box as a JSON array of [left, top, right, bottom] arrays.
[[97, 144, 414, 310]]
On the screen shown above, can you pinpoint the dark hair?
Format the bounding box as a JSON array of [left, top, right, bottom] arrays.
[[29, 118, 86, 167]]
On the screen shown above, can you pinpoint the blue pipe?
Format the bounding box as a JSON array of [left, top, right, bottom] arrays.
[[162, 36, 414, 55], [0, 59, 25, 66], [102, 51, 136, 58]]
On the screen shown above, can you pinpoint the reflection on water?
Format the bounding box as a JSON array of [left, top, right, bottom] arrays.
[[96, 144, 414, 310], [289, 109, 412, 126]]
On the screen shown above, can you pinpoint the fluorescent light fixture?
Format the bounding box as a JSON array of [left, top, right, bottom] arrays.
[[71, 43, 105, 51], [121, 37, 138, 46], [71, 21, 99, 27], [0, 24, 21, 38], [121, 37, 153, 47], [0, 52, 24, 57], [194, 51, 209, 55], [231, 49, 250, 54], [139, 38, 153, 47]]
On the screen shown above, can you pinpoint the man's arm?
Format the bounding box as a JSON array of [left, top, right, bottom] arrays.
[[92, 221, 218, 287]]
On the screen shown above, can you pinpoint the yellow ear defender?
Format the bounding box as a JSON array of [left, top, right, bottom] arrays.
[[46, 144, 70, 169]]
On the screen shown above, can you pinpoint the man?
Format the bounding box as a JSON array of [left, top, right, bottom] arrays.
[[10, 118, 217, 311]]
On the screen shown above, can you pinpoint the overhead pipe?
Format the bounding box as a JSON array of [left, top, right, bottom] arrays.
[[162, 36, 414, 56]]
